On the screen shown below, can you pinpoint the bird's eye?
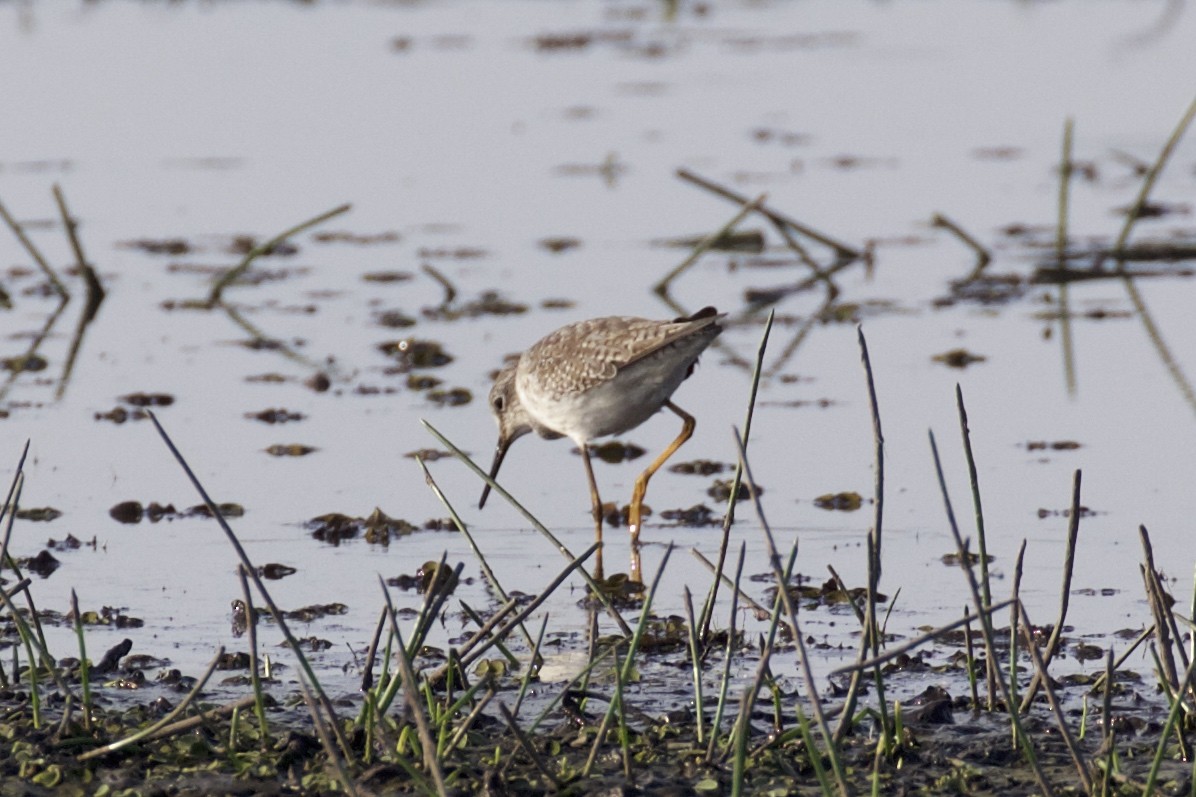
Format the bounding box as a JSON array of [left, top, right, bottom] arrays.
[[492, 395, 505, 411]]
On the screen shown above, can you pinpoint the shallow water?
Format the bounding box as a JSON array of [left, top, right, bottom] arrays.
[[2, 0, 1194, 698]]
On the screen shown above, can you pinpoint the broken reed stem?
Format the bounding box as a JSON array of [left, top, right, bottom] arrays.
[[416, 454, 535, 650], [296, 673, 360, 797], [1010, 540, 1026, 718], [719, 543, 796, 767], [928, 429, 1055, 797], [359, 606, 388, 693], [1016, 601, 1095, 793], [828, 599, 1016, 677], [832, 325, 892, 743], [706, 542, 747, 763], [0, 195, 68, 300], [146, 411, 353, 762], [404, 554, 462, 657], [421, 419, 633, 638], [931, 212, 991, 276], [79, 646, 226, 760], [963, 608, 979, 709], [955, 386, 991, 609], [428, 542, 599, 685], [731, 428, 850, 797], [509, 613, 549, 719], [51, 184, 104, 314], [1139, 525, 1182, 690], [1111, 93, 1196, 259], [1055, 118, 1074, 264], [499, 701, 562, 789], [676, 167, 861, 260], [654, 192, 766, 295], [143, 694, 258, 743], [377, 576, 450, 797], [771, 217, 839, 296], [683, 587, 705, 744], [690, 548, 768, 617], [1019, 469, 1082, 712], [700, 308, 774, 644], [0, 492, 69, 698], [69, 589, 91, 731], [583, 544, 676, 778], [208, 202, 351, 304], [1143, 647, 1196, 796], [237, 565, 270, 747], [421, 263, 458, 306]]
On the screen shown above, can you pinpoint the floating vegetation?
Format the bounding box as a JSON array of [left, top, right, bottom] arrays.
[[813, 491, 863, 511], [14, 506, 61, 522], [305, 508, 423, 546], [108, 500, 245, 524]]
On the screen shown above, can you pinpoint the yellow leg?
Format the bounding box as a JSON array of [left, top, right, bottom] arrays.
[[580, 444, 605, 580], [628, 401, 695, 548]]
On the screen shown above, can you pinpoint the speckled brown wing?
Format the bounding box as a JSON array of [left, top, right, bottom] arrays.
[[521, 308, 722, 402]]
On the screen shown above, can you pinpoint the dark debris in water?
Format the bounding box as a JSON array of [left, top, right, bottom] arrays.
[[813, 491, 863, 511], [1026, 439, 1081, 451], [264, 443, 317, 457], [22, 549, 60, 577], [707, 478, 762, 502], [658, 504, 721, 527], [941, 551, 993, 567], [377, 338, 453, 369], [766, 575, 888, 610], [361, 270, 415, 283], [312, 230, 400, 245], [94, 406, 149, 424], [15, 506, 61, 522], [580, 440, 646, 464], [120, 392, 175, 407], [306, 508, 442, 546], [1, 353, 48, 373], [404, 448, 453, 462], [932, 348, 987, 368], [940, 273, 1027, 306], [425, 387, 472, 407], [1037, 504, 1096, 520], [47, 533, 93, 552], [108, 500, 245, 524], [539, 236, 581, 253], [374, 309, 417, 328], [259, 563, 297, 580], [659, 229, 766, 253], [387, 561, 469, 595], [421, 290, 529, 321], [119, 237, 191, 255], [417, 246, 487, 260], [407, 374, 443, 390], [246, 407, 305, 424], [669, 459, 727, 476]]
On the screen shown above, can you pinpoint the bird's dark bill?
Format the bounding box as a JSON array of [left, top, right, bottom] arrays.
[[478, 439, 510, 509]]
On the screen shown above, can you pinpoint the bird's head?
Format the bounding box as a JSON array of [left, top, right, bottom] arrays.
[[479, 361, 533, 509]]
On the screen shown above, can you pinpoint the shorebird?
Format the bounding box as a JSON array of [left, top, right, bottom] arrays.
[[479, 307, 723, 569]]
